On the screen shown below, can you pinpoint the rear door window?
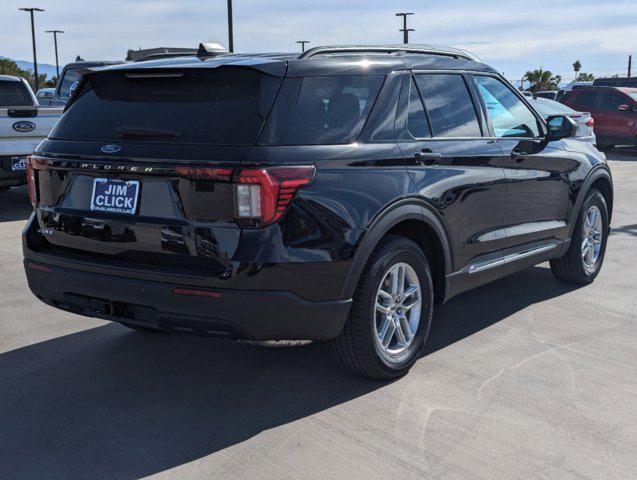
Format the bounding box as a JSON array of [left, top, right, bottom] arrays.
[[415, 74, 481, 138], [275, 76, 384, 145], [474, 75, 540, 138], [407, 77, 430, 138], [0, 80, 32, 107]]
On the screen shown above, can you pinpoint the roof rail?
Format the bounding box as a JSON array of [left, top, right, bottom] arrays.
[[298, 44, 481, 62]]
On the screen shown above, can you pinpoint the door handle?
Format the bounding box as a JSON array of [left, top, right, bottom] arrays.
[[414, 152, 442, 166], [511, 150, 528, 162]]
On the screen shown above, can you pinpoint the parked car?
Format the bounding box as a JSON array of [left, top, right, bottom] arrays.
[[533, 90, 558, 100], [35, 88, 55, 101], [0, 75, 63, 190], [560, 86, 637, 150], [593, 77, 637, 88], [555, 81, 594, 101], [23, 44, 613, 379], [528, 97, 595, 145], [38, 61, 123, 107]]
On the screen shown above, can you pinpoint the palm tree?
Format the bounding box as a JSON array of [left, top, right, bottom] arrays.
[[576, 72, 595, 81], [524, 68, 561, 92], [573, 60, 582, 76]]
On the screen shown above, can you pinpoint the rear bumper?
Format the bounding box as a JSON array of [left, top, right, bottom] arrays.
[[24, 259, 351, 341]]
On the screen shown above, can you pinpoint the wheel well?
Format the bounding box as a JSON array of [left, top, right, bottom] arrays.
[[590, 177, 613, 223], [386, 220, 446, 304]]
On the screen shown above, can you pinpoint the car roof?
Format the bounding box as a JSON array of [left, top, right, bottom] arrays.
[[85, 45, 496, 78], [570, 86, 637, 93], [0, 75, 25, 82]]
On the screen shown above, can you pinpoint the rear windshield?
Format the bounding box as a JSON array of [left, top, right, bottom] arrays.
[[58, 68, 81, 99], [261, 75, 384, 145], [0, 80, 32, 107], [50, 68, 282, 145]]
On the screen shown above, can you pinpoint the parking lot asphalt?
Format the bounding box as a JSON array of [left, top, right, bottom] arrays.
[[0, 150, 635, 480]]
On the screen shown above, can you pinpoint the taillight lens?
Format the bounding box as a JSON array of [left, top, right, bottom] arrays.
[[26, 155, 37, 207], [234, 166, 315, 227], [174, 167, 233, 181], [586, 117, 594, 127]]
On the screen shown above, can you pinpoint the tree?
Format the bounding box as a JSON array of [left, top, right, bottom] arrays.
[[524, 68, 561, 92], [75, 55, 85, 61], [573, 60, 582, 76], [0, 58, 53, 90], [576, 72, 595, 81]]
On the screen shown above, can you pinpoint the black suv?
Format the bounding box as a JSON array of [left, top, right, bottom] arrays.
[[23, 44, 613, 379]]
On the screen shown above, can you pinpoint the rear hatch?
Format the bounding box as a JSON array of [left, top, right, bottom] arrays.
[[29, 66, 283, 275]]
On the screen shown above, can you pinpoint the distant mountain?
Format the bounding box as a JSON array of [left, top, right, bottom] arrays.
[[0, 55, 58, 79]]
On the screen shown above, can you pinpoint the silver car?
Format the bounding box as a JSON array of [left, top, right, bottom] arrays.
[[529, 97, 596, 145]]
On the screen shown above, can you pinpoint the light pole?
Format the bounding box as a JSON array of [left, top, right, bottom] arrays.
[[45, 29, 64, 80], [395, 12, 414, 44], [296, 40, 310, 53], [19, 7, 45, 91], [227, 0, 234, 52]]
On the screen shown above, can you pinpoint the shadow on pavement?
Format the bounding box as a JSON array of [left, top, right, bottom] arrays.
[[605, 146, 637, 161], [0, 265, 580, 479], [610, 223, 637, 237], [0, 186, 32, 223]]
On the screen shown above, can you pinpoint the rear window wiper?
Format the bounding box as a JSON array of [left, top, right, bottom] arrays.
[[115, 126, 182, 138]]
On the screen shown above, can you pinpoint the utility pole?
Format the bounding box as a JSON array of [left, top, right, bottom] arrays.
[[395, 12, 414, 44], [45, 29, 64, 80], [296, 40, 310, 53], [227, 0, 234, 52], [629, 55, 632, 78], [19, 7, 44, 91]]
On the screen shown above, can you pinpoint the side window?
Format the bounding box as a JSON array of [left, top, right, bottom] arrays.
[[574, 92, 598, 110], [415, 74, 481, 138], [600, 91, 628, 110], [283, 75, 384, 145], [474, 75, 540, 138], [407, 78, 430, 138]]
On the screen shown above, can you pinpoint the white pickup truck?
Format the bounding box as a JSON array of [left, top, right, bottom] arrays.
[[0, 75, 63, 190]]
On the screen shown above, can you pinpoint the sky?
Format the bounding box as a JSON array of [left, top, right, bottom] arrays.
[[1, 0, 635, 82]]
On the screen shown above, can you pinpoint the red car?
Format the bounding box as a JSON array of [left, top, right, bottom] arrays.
[[561, 86, 637, 150]]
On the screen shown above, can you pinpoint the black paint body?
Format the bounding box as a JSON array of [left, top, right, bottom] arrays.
[[23, 53, 613, 340]]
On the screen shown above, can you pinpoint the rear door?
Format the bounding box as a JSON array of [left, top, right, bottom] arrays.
[[399, 72, 507, 272], [569, 90, 606, 136]]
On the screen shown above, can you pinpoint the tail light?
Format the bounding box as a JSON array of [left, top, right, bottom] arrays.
[[234, 166, 315, 227], [586, 117, 594, 128], [174, 167, 233, 181], [26, 156, 37, 207]]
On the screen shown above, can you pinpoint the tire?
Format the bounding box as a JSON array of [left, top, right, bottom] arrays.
[[119, 322, 164, 333], [334, 235, 434, 380], [550, 188, 609, 284]]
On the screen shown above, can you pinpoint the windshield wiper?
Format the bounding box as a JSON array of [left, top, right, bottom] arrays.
[[115, 126, 182, 138]]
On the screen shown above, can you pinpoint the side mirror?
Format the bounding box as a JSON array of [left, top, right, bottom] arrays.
[[618, 104, 630, 111], [546, 115, 578, 141]]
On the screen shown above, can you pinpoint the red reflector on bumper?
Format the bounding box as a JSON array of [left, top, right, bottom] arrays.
[[172, 288, 223, 299], [27, 262, 52, 273]]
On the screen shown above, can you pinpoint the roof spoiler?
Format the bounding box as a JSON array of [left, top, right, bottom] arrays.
[[197, 43, 228, 58]]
